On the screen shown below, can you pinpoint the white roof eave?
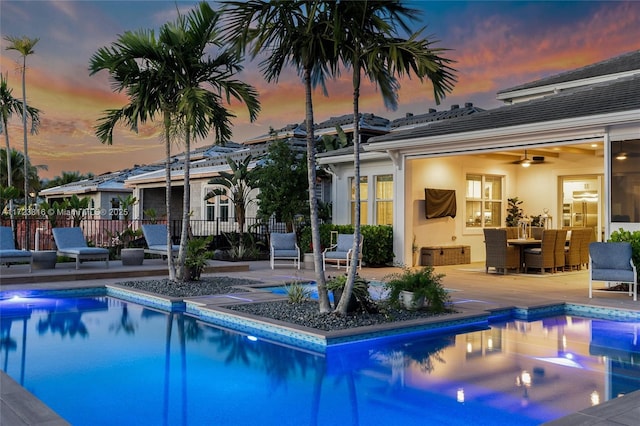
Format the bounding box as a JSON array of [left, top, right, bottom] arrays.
[[496, 70, 640, 101], [364, 109, 640, 157], [317, 151, 389, 165]]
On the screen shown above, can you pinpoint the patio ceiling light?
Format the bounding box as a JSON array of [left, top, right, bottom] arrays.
[[615, 141, 628, 160]]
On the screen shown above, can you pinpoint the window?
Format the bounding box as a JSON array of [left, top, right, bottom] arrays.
[[611, 139, 640, 222], [110, 198, 120, 220], [205, 188, 231, 222], [219, 193, 230, 222], [205, 195, 215, 221], [465, 174, 503, 228], [375, 174, 393, 225], [350, 177, 368, 225]]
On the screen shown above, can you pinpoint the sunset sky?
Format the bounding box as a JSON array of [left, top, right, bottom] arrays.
[[1, 1, 639, 180]]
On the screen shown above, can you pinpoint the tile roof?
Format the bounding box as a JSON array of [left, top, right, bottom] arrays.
[[40, 164, 164, 196], [391, 103, 484, 129], [498, 49, 640, 94], [368, 74, 640, 144]]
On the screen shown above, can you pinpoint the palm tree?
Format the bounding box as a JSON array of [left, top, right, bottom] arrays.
[[158, 3, 259, 280], [222, 0, 337, 312], [5, 35, 39, 249], [331, 1, 457, 315], [90, 2, 259, 281], [0, 149, 44, 201], [205, 155, 254, 234], [90, 28, 185, 281], [0, 73, 40, 232]]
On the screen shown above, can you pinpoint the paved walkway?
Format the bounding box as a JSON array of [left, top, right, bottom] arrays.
[[1, 259, 640, 425]]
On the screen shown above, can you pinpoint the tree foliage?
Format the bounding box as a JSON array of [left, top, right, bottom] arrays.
[[42, 171, 94, 190], [252, 140, 307, 232]]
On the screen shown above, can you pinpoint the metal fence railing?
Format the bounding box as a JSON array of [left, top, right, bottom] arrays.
[[1, 217, 291, 251]]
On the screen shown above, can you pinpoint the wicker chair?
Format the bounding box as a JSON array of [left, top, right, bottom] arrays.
[[483, 229, 520, 274], [564, 229, 583, 271], [579, 228, 594, 269], [530, 226, 545, 240], [554, 229, 567, 272], [524, 229, 557, 274], [504, 227, 520, 240]]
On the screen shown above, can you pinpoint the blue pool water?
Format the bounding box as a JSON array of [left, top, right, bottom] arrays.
[[2, 295, 640, 426]]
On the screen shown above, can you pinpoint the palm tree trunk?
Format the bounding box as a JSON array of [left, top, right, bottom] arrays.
[[177, 128, 191, 282], [3, 129, 16, 244], [337, 65, 362, 315], [304, 67, 330, 312], [164, 110, 176, 280], [20, 55, 29, 250]]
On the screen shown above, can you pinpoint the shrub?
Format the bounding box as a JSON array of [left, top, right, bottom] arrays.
[[297, 223, 394, 266], [285, 281, 311, 304]]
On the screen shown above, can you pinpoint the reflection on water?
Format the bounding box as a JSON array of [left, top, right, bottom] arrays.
[[1, 296, 640, 426]]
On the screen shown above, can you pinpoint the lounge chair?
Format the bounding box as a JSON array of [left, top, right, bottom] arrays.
[[322, 233, 363, 271], [141, 224, 179, 258], [270, 232, 300, 269], [52, 227, 109, 270], [589, 242, 637, 301], [0, 226, 33, 272]]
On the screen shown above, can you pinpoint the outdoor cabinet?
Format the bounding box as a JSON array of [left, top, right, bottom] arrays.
[[421, 245, 471, 266]]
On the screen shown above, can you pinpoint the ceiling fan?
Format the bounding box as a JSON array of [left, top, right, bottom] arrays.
[[511, 150, 549, 167]]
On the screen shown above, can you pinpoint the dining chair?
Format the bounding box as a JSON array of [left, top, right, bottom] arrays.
[[483, 229, 520, 274], [524, 229, 557, 274], [554, 229, 567, 272], [579, 228, 594, 269], [564, 229, 583, 271]]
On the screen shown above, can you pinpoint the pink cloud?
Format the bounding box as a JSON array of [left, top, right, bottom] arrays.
[[4, 1, 638, 180]]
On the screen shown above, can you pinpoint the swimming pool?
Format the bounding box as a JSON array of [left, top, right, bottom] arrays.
[[2, 295, 640, 425]]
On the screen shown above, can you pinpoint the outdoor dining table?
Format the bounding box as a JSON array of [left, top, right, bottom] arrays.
[[507, 238, 542, 272]]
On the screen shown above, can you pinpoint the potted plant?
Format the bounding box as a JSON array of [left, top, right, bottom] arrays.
[[119, 227, 144, 265], [506, 197, 524, 227], [384, 266, 449, 311], [185, 237, 213, 280]]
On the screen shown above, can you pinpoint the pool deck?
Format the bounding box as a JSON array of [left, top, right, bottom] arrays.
[[2, 259, 640, 425]]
